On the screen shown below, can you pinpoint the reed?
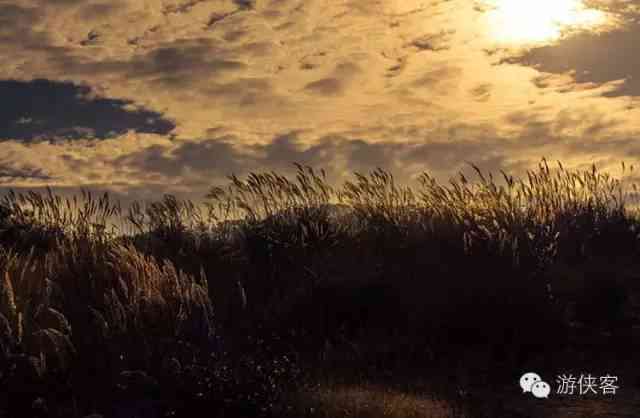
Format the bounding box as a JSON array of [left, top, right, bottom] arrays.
[[0, 158, 638, 417]]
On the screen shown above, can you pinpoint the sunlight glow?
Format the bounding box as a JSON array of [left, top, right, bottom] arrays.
[[485, 0, 606, 44]]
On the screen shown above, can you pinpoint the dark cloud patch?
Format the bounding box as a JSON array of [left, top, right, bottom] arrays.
[[72, 39, 247, 90], [257, 133, 339, 168], [114, 138, 244, 178], [405, 138, 516, 177], [129, 43, 246, 87], [47, 0, 87, 5], [0, 134, 545, 208], [162, 0, 210, 15], [204, 78, 285, 108], [0, 3, 40, 28], [411, 66, 463, 90], [503, 24, 640, 97], [345, 139, 405, 172], [304, 78, 345, 95], [470, 83, 492, 102], [503, 108, 584, 141], [304, 62, 360, 96], [223, 29, 249, 42], [0, 79, 175, 142], [113, 145, 176, 175], [236, 41, 277, 57], [408, 30, 454, 52], [234, 0, 256, 10], [502, 106, 630, 155], [171, 139, 246, 175], [206, 0, 259, 30], [385, 56, 407, 78], [77, 2, 122, 19], [117, 133, 339, 181], [30, 113, 640, 205], [207, 11, 239, 28], [199, 134, 531, 188], [110, 131, 517, 190], [80, 29, 101, 46], [0, 165, 53, 183], [0, 4, 50, 51]]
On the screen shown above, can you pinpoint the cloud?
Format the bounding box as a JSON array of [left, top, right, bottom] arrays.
[[0, 0, 468, 140], [408, 30, 455, 52], [3, 110, 640, 207], [304, 78, 345, 96], [0, 165, 53, 183], [502, 23, 640, 97], [469, 83, 492, 102], [67, 38, 248, 90], [104, 115, 640, 198], [0, 79, 175, 141], [304, 62, 361, 96], [411, 65, 464, 91], [1, 0, 640, 204], [0, 3, 51, 55]]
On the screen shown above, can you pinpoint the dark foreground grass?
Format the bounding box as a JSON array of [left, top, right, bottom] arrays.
[[0, 159, 639, 417]]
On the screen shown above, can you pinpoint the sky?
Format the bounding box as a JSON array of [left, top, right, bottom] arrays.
[[2, 0, 640, 204]]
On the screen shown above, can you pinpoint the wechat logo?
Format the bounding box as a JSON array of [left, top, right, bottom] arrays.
[[520, 372, 550, 399]]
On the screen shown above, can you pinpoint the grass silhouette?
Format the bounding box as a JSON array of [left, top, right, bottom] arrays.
[[0, 158, 639, 417]]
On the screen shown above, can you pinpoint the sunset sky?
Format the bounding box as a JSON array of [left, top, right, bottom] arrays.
[[2, 0, 640, 203]]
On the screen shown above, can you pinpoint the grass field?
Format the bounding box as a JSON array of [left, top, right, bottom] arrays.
[[0, 159, 639, 417]]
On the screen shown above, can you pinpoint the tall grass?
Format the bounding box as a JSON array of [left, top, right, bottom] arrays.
[[0, 188, 121, 252], [0, 159, 638, 417], [205, 163, 335, 222]]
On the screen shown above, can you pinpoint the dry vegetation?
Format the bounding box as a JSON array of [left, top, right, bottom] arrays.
[[0, 159, 639, 417]]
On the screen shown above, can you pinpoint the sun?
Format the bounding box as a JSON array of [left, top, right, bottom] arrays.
[[484, 0, 606, 44]]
